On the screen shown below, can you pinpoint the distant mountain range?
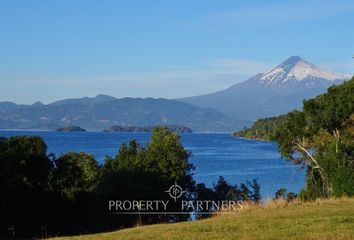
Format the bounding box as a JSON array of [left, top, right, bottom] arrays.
[[179, 56, 351, 122], [0, 96, 246, 132], [0, 56, 351, 132]]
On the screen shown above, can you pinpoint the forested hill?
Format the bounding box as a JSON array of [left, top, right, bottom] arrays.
[[233, 116, 286, 141], [233, 76, 354, 141], [0, 96, 247, 132]]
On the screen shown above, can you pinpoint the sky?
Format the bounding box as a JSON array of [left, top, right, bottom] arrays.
[[1, 0, 354, 104]]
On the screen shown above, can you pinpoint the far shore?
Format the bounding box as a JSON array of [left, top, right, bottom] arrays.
[[0, 129, 233, 134]]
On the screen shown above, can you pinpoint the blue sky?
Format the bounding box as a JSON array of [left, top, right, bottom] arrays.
[[1, 0, 353, 103]]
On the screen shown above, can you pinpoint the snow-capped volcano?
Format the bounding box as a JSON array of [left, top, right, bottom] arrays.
[[179, 56, 352, 123], [258, 56, 351, 87]]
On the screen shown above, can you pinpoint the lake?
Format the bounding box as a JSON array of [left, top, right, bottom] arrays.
[[0, 131, 305, 198]]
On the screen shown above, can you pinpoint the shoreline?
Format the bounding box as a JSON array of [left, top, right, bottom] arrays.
[[0, 129, 233, 134]]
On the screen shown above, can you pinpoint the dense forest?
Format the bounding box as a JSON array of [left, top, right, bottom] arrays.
[[235, 77, 354, 199], [0, 127, 260, 239], [233, 115, 287, 140]]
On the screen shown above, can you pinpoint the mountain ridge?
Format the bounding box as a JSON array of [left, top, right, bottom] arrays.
[[0, 97, 247, 132], [179, 56, 351, 121]]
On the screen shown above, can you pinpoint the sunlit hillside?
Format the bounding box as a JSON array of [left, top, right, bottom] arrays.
[[52, 198, 354, 240]]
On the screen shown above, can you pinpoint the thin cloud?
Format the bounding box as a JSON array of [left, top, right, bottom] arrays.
[[320, 61, 354, 74], [2, 58, 273, 103], [206, 58, 273, 76], [186, 0, 354, 31]]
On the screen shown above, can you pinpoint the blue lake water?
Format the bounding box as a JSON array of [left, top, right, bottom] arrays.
[[0, 131, 305, 198]]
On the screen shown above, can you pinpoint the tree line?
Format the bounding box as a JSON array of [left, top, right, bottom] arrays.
[[0, 127, 260, 239]]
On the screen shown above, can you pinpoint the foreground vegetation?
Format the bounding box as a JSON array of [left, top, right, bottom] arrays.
[[234, 77, 354, 199], [52, 198, 354, 240], [0, 127, 260, 238]]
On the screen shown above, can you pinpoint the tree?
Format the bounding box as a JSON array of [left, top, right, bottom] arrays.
[[145, 127, 194, 186], [53, 152, 100, 199], [51, 152, 100, 234], [0, 136, 53, 238], [273, 77, 354, 199], [99, 127, 196, 228], [102, 140, 144, 173], [103, 127, 195, 190], [274, 188, 287, 200]]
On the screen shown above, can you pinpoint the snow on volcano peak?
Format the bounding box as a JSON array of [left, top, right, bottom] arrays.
[[258, 56, 351, 87]]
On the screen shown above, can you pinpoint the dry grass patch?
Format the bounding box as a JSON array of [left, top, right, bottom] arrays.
[[51, 198, 354, 240]]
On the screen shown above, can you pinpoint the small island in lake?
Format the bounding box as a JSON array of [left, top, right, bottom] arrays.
[[56, 126, 86, 132], [103, 125, 193, 133]]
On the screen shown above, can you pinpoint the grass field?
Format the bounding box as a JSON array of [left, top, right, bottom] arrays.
[[52, 198, 354, 240]]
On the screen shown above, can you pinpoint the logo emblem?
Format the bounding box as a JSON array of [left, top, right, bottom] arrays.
[[165, 181, 186, 202]]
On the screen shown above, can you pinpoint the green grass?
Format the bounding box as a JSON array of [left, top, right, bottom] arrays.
[[52, 198, 354, 240]]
